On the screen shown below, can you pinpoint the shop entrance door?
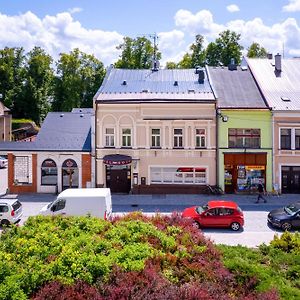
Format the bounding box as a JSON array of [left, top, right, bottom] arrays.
[[281, 166, 300, 194], [106, 165, 131, 194]]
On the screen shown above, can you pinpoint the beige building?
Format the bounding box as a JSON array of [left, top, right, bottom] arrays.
[[94, 66, 217, 194], [0, 101, 11, 141], [248, 56, 300, 194]]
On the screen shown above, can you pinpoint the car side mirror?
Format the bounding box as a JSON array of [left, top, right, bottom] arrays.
[[51, 205, 56, 212]]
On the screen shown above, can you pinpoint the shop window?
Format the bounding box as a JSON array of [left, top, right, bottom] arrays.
[[151, 128, 161, 148], [41, 159, 57, 186], [280, 128, 291, 149], [122, 128, 132, 147], [150, 166, 206, 184], [105, 128, 115, 147], [228, 128, 260, 148], [14, 156, 32, 185], [173, 129, 183, 148], [195, 129, 206, 148], [295, 129, 300, 150]]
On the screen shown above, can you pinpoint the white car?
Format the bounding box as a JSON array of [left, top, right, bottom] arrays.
[[0, 199, 23, 226], [0, 156, 8, 168]]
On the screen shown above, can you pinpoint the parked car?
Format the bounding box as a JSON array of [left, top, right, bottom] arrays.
[[0, 156, 8, 168], [0, 199, 23, 226], [268, 203, 300, 231], [182, 200, 244, 231]]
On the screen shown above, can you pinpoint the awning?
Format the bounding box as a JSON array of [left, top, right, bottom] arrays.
[[103, 154, 132, 165]]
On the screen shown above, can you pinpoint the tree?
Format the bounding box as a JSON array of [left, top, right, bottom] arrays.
[[206, 30, 243, 66], [247, 42, 268, 58], [0, 47, 26, 115], [114, 36, 161, 69], [206, 42, 220, 66], [21, 47, 54, 125], [177, 34, 206, 69], [52, 48, 105, 111], [165, 62, 177, 69]]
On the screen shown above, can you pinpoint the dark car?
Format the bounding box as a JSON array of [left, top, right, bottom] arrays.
[[182, 200, 244, 231], [268, 203, 300, 231]]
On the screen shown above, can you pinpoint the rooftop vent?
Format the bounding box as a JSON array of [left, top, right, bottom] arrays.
[[174, 80, 178, 86], [228, 58, 237, 71], [60, 114, 64, 117], [142, 89, 149, 93], [241, 66, 248, 71], [188, 89, 195, 93], [281, 96, 290, 102], [267, 53, 273, 60], [122, 80, 127, 85], [80, 114, 84, 117], [275, 53, 282, 72]]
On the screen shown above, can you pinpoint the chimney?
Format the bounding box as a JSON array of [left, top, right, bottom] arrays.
[[228, 58, 237, 71], [267, 53, 273, 59], [195, 67, 205, 84], [275, 53, 282, 72]]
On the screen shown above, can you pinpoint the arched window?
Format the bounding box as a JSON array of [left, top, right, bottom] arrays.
[[62, 159, 78, 189], [41, 159, 57, 186]]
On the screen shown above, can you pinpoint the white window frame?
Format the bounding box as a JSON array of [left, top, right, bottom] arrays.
[[122, 128, 132, 147], [149, 166, 207, 185], [173, 128, 183, 148], [104, 128, 115, 147], [151, 128, 161, 148], [195, 128, 206, 148]]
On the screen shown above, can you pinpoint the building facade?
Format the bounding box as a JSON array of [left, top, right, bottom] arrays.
[[0, 101, 11, 142], [208, 66, 272, 193], [94, 67, 217, 194], [248, 56, 300, 193]]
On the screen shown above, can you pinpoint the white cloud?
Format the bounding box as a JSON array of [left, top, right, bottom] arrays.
[[0, 11, 123, 66], [68, 7, 83, 14], [227, 4, 240, 13], [283, 0, 300, 12], [174, 9, 300, 59]]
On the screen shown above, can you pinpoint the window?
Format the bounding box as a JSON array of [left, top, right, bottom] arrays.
[[150, 167, 207, 184], [280, 129, 291, 149], [196, 129, 206, 148], [105, 128, 115, 147], [122, 128, 132, 147], [295, 129, 300, 150], [173, 129, 183, 148], [52, 199, 66, 212], [41, 159, 57, 186], [151, 128, 161, 148], [0, 205, 8, 213], [14, 156, 32, 184], [228, 128, 260, 148]]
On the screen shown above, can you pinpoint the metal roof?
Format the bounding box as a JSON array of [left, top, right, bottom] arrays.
[[247, 58, 300, 111], [95, 67, 215, 102], [0, 112, 91, 152], [208, 66, 267, 109]]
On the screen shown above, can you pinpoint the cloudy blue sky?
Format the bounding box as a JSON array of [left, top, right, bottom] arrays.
[[0, 0, 299, 66]]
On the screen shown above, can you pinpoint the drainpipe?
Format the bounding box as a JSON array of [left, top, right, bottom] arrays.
[[94, 102, 98, 188], [216, 106, 219, 187], [271, 109, 275, 191]]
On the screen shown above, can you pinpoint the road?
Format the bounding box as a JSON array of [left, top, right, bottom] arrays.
[[1, 192, 291, 248]]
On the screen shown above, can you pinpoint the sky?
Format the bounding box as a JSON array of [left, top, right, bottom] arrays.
[[0, 0, 299, 66]]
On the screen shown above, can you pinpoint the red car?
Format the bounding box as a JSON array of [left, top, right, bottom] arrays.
[[182, 200, 244, 231]]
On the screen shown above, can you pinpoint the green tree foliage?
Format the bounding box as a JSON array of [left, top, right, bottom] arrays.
[[247, 42, 268, 58], [165, 61, 177, 69], [206, 30, 243, 66], [52, 48, 105, 111], [114, 36, 161, 69], [0, 47, 26, 115], [177, 35, 206, 69], [22, 47, 54, 125]]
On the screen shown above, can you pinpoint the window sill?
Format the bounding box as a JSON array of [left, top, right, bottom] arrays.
[[104, 146, 115, 149], [150, 147, 162, 149], [121, 147, 132, 149]]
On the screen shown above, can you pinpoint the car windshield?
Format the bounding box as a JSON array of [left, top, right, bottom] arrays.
[[196, 204, 209, 214], [12, 201, 22, 210], [284, 204, 300, 215]]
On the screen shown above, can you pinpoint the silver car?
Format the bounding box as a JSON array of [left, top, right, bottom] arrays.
[[0, 199, 23, 226]]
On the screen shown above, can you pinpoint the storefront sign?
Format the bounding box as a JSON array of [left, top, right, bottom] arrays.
[[245, 165, 265, 170]]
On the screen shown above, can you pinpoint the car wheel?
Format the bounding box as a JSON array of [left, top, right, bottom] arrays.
[[192, 221, 201, 229], [1, 219, 10, 227], [281, 222, 292, 231], [230, 222, 241, 231]]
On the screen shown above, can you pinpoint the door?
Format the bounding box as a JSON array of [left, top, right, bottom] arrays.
[[282, 166, 300, 193], [62, 159, 78, 190], [108, 169, 131, 193]]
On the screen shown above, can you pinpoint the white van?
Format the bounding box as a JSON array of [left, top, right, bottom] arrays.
[[39, 188, 112, 219]]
